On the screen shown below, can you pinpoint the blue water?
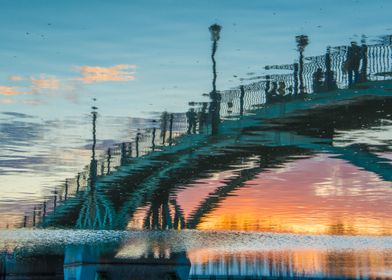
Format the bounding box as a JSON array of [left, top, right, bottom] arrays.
[[1, 1, 392, 279]]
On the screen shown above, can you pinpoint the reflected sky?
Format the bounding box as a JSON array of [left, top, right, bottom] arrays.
[[184, 154, 392, 235], [1, 0, 392, 224], [1, 0, 392, 117], [0, 111, 161, 227], [0, 1, 392, 278], [123, 153, 392, 236], [188, 249, 392, 279]]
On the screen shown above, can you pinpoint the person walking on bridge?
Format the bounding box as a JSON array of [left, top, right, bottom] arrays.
[[344, 41, 361, 86], [186, 108, 197, 134]]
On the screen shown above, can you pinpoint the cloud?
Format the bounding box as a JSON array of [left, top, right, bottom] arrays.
[[1, 75, 65, 105], [0, 86, 28, 96], [77, 64, 136, 83], [0, 119, 50, 175], [0, 98, 14, 104], [31, 76, 60, 90], [22, 99, 46, 106], [1, 75, 59, 98], [1, 112, 35, 118], [8, 75, 24, 81], [1, 64, 136, 104]]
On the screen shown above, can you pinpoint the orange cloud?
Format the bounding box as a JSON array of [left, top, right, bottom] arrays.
[[31, 76, 60, 90], [77, 64, 136, 83], [0, 86, 27, 96], [8, 75, 24, 81]]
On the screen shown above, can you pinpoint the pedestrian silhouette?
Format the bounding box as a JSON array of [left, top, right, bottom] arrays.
[[186, 108, 197, 134], [312, 68, 324, 92], [160, 111, 169, 144], [198, 102, 208, 133], [344, 41, 361, 85], [324, 46, 338, 91], [359, 36, 368, 82], [267, 81, 278, 102], [277, 81, 286, 98]]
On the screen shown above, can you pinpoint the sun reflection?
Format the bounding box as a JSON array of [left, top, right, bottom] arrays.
[[188, 249, 392, 279], [185, 154, 392, 235]]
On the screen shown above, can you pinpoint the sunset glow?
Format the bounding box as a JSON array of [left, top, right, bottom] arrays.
[[173, 154, 392, 235]]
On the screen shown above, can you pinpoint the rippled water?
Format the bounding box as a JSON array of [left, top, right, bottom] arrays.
[[1, 0, 392, 279], [1, 229, 392, 279]]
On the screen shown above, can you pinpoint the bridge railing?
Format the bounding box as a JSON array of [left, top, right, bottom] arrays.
[[218, 42, 392, 117]]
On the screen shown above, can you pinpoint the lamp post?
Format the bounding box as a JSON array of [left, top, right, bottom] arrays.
[[296, 35, 309, 95], [209, 24, 222, 135], [89, 103, 98, 191], [209, 24, 221, 93]]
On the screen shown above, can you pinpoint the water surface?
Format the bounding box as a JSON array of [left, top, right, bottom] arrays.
[[1, 0, 392, 279]]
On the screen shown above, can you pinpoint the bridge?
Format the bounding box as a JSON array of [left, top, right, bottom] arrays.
[[15, 32, 392, 231], [2, 29, 392, 279], [16, 33, 390, 232]]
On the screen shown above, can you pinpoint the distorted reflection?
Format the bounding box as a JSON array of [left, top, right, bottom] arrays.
[[1, 6, 392, 278], [76, 106, 114, 230], [1, 230, 391, 279]]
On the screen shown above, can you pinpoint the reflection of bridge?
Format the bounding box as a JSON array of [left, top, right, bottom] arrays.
[[140, 93, 392, 231], [9, 85, 391, 278], [19, 33, 392, 231], [39, 85, 392, 232], [3, 28, 392, 280]]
